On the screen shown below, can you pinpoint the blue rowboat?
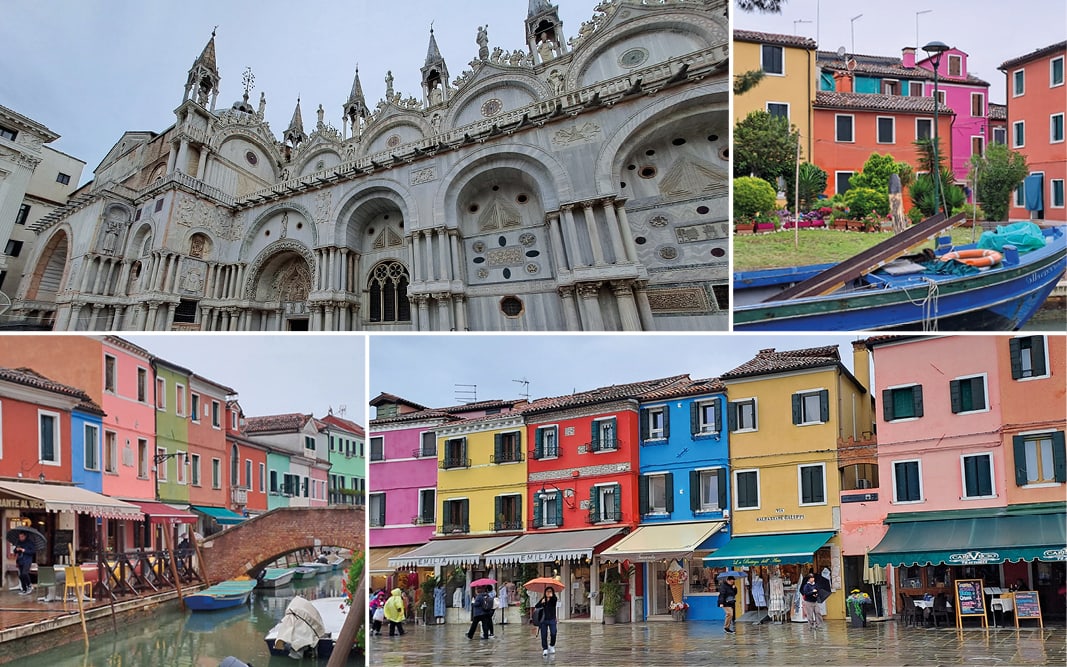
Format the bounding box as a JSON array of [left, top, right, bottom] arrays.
[[185, 579, 257, 611]]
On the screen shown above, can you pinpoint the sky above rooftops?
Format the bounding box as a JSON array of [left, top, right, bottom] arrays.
[[0, 0, 601, 186], [124, 334, 365, 424], [734, 0, 1066, 105], [370, 334, 859, 409]]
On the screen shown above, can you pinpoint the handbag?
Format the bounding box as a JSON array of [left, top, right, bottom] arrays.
[[493, 596, 502, 610], [373, 606, 385, 622], [530, 607, 544, 625]]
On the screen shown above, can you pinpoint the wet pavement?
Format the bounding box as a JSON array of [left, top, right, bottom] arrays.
[[370, 618, 1066, 666]]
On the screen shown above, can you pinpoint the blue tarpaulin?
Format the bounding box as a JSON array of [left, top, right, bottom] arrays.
[[1023, 173, 1044, 211], [977, 221, 1047, 254]]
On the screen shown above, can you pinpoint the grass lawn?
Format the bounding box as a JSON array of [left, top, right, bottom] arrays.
[[732, 228, 984, 271]]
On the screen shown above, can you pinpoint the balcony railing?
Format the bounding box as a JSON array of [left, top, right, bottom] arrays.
[[491, 519, 523, 532], [586, 509, 623, 524], [589, 438, 622, 453], [440, 522, 469, 534], [530, 444, 561, 460], [490, 451, 524, 464], [439, 457, 471, 470], [412, 447, 437, 458], [411, 515, 435, 525]]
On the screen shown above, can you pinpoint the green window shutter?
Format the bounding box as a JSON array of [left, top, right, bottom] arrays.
[[882, 389, 894, 421], [1053, 432, 1067, 483], [614, 483, 622, 520], [534, 428, 544, 460], [665, 473, 674, 513], [689, 470, 700, 512], [819, 390, 830, 423], [555, 493, 564, 527], [1013, 435, 1029, 486], [949, 380, 962, 413], [728, 402, 738, 432], [494, 433, 503, 463], [972, 378, 986, 411], [717, 469, 728, 511], [791, 394, 802, 425], [978, 457, 992, 496], [533, 494, 543, 528], [894, 464, 906, 501], [714, 399, 722, 433], [690, 402, 699, 435], [461, 499, 469, 529], [378, 495, 386, 525], [662, 408, 670, 439], [589, 487, 600, 520], [640, 409, 649, 442], [639, 476, 649, 515], [964, 457, 977, 496], [1032, 337, 1047, 376], [912, 385, 924, 418], [591, 421, 600, 448], [1009, 338, 1023, 379], [516, 495, 523, 528], [494, 495, 503, 528]]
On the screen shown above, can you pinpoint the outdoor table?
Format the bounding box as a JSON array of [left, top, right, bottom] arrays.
[[990, 596, 1014, 627], [913, 598, 952, 626], [40, 565, 98, 603]]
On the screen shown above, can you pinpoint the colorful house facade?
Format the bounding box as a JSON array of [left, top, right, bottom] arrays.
[[187, 373, 234, 522], [243, 413, 331, 509], [321, 412, 366, 506], [226, 400, 268, 515], [999, 41, 1067, 222], [152, 359, 191, 506]]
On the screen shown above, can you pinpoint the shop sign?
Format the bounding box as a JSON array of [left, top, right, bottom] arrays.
[[733, 556, 786, 566], [415, 556, 473, 567], [948, 550, 1001, 565], [1042, 547, 1066, 561], [755, 514, 805, 522], [0, 498, 45, 510]]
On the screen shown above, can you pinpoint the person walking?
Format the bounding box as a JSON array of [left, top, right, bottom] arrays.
[[485, 588, 497, 637], [13, 531, 36, 596], [718, 575, 737, 633], [370, 590, 387, 636], [800, 573, 822, 630], [467, 586, 491, 639], [384, 587, 407, 636], [534, 586, 559, 657]]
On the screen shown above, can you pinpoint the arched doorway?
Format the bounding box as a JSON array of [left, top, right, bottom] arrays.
[[246, 246, 314, 331]]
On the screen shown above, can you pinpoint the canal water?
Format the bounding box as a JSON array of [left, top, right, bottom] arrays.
[[21, 571, 359, 666]]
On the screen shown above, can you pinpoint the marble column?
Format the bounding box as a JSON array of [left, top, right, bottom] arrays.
[[612, 281, 641, 331], [575, 282, 604, 331], [560, 206, 584, 268], [558, 286, 580, 330], [582, 203, 605, 266], [615, 203, 639, 263], [437, 229, 450, 281], [602, 200, 627, 263], [634, 281, 655, 331], [410, 233, 421, 283], [547, 213, 569, 272], [417, 296, 431, 331]]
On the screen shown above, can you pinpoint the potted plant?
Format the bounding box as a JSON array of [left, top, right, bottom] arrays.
[[669, 599, 690, 621], [601, 579, 623, 625], [753, 211, 778, 233]]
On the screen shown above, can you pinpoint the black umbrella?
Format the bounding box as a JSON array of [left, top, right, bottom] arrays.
[[6, 526, 47, 553]]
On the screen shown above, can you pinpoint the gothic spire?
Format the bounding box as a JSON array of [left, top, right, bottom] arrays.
[[528, 0, 554, 16], [183, 27, 221, 107], [347, 66, 365, 106], [425, 27, 443, 66], [194, 28, 219, 77], [284, 97, 307, 146]]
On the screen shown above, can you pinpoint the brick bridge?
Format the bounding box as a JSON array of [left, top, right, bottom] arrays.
[[198, 506, 364, 582]]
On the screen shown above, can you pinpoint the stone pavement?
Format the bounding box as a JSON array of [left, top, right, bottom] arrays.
[[370, 618, 1066, 666]]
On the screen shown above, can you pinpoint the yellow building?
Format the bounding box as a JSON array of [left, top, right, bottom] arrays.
[[733, 29, 817, 160], [706, 345, 873, 621]]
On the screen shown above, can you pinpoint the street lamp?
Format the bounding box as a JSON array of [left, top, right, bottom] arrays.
[[154, 451, 188, 501], [536, 483, 575, 509], [923, 40, 951, 216]]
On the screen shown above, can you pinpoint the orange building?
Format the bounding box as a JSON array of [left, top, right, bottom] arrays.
[[999, 41, 1067, 222], [813, 75, 954, 202]]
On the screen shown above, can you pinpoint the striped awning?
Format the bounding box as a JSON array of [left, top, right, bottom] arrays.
[[0, 481, 143, 520], [389, 535, 517, 568], [483, 528, 624, 565]]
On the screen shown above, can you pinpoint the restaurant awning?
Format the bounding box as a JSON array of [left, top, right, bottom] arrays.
[[0, 481, 143, 520], [370, 546, 418, 574], [189, 505, 246, 525], [389, 535, 518, 568], [484, 528, 625, 565], [703, 531, 835, 566], [124, 500, 197, 525], [868, 510, 1067, 567], [600, 521, 725, 562]]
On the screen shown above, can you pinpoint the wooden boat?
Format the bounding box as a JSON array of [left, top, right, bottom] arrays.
[[185, 579, 257, 611], [256, 568, 296, 589], [292, 566, 319, 580], [734, 224, 1066, 331], [264, 596, 352, 659]]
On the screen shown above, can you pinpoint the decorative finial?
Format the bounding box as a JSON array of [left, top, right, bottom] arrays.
[[212, 25, 217, 37], [242, 67, 255, 97]]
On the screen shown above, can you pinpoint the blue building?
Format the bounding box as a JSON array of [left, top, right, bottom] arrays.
[[70, 403, 105, 493], [601, 377, 731, 622]]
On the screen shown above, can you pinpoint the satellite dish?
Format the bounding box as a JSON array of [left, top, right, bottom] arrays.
[[836, 46, 847, 57]]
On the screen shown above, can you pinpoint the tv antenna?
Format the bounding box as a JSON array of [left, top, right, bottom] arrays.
[[513, 378, 531, 400], [455, 384, 477, 404], [338, 404, 347, 417]]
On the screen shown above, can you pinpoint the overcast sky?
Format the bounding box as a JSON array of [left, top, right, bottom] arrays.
[[124, 334, 366, 424], [1, 0, 602, 185], [734, 0, 1067, 105], [370, 333, 860, 409]]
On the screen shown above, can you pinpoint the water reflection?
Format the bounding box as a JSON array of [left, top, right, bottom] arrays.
[[20, 571, 358, 666]]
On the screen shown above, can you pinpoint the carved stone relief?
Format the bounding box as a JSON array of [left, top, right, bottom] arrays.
[[659, 156, 728, 199], [550, 122, 602, 149]]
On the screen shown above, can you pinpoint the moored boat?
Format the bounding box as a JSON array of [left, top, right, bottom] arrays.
[[257, 567, 296, 589], [264, 596, 352, 659], [292, 566, 319, 580], [734, 224, 1066, 331], [299, 561, 332, 575], [185, 579, 257, 611]]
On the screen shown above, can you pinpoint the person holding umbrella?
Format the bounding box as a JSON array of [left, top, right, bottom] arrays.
[[718, 575, 738, 633], [533, 585, 559, 657], [10, 529, 41, 595]]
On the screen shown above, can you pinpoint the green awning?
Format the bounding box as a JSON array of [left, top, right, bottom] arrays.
[[702, 531, 835, 566], [869, 512, 1066, 567], [190, 505, 246, 525]]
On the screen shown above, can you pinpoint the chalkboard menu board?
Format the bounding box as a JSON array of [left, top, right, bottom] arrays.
[[52, 530, 73, 559], [1013, 591, 1043, 627], [954, 579, 987, 628]]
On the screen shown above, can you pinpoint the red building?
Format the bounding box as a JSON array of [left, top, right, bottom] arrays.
[[999, 41, 1067, 221], [226, 400, 268, 515]]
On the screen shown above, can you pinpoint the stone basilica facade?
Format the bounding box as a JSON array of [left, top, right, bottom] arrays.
[[13, 0, 727, 331]]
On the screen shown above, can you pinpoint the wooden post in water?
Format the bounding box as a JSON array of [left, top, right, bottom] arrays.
[[190, 531, 208, 583], [889, 173, 907, 234], [68, 544, 89, 649], [164, 529, 185, 610], [326, 573, 366, 667]]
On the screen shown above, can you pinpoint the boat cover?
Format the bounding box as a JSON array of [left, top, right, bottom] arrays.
[[271, 596, 325, 656], [978, 221, 1047, 253]]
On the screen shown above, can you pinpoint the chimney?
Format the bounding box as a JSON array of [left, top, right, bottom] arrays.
[[833, 71, 854, 93], [902, 47, 916, 68]]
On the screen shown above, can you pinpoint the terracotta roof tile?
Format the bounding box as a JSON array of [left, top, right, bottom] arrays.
[[999, 41, 1067, 71], [243, 413, 312, 433], [370, 409, 459, 427], [0, 367, 105, 414], [988, 103, 1007, 121], [734, 29, 816, 50], [816, 51, 990, 87], [639, 377, 725, 401], [815, 90, 954, 114], [368, 392, 428, 411], [721, 346, 842, 379], [320, 414, 365, 437], [522, 374, 691, 415]]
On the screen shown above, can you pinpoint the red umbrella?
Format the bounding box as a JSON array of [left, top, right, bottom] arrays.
[[523, 577, 563, 595], [470, 577, 497, 588]]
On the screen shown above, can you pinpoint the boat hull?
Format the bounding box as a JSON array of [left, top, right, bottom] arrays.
[[734, 227, 1066, 331], [257, 568, 296, 589], [264, 597, 351, 659], [186, 580, 257, 611]]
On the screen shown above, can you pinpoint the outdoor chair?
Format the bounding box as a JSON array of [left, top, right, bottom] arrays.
[[898, 593, 922, 626], [63, 566, 93, 612], [35, 566, 57, 602], [931, 593, 951, 627]]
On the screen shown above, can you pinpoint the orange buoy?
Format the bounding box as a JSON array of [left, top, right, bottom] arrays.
[[941, 248, 1003, 268]]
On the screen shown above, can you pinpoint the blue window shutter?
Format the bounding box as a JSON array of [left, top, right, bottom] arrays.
[[1053, 432, 1067, 483], [665, 472, 674, 513], [819, 390, 830, 423], [791, 394, 801, 425]]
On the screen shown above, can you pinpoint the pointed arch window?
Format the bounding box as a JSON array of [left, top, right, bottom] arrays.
[[368, 261, 411, 322]]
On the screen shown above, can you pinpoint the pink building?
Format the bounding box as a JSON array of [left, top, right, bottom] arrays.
[[100, 338, 157, 502]]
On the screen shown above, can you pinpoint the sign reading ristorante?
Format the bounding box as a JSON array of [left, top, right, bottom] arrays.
[[0, 497, 46, 510]]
